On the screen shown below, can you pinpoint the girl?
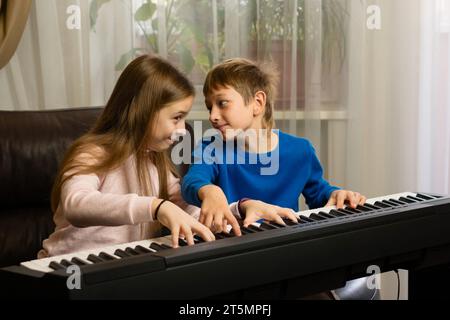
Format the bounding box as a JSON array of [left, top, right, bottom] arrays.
[[38, 55, 216, 258]]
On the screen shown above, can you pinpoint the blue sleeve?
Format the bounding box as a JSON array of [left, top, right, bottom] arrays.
[[302, 141, 340, 209], [181, 140, 219, 207]]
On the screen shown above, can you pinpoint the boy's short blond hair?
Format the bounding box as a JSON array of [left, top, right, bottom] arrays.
[[203, 58, 279, 130]]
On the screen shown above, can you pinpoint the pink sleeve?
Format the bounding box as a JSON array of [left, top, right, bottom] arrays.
[[61, 173, 156, 228]]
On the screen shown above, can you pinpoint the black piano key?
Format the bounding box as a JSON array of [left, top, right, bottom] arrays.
[[328, 210, 347, 217], [407, 195, 423, 202], [125, 247, 140, 255], [71, 257, 88, 266], [87, 254, 104, 263], [178, 239, 189, 246], [247, 224, 264, 232], [50, 261, 67, 270], [382, 200, 400, 207], [98, 252, 117, 261], [317, 212, 335, 219], [150, 242, 167, 251], [356, 205, 372, 212], [343, 207, 362, 214], [386, 198, 405, 205], [399, 197, 415, 204], [214, 233, 226, 239], [296, 218, 308, 224], [374, 201, 391, 208], [259, 222, 277, 230], [60, 259, 73, 268], [241, 226, 256, 234], [49, 261, 66, 270], [359, 203, 381, 210], [114, 249, 131, 258], [299, 215, 315, 222], [337, 208, 356, 215], [309, 213, 327, 221], [193, 235, 205, 243], [134, 245, 152, 254], [160, 243, 172, 250], [282, 218, 299, 226], [416, 193, 434, 201], [269, 221, 286, 228]]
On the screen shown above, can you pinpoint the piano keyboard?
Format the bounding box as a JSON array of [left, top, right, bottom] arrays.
[[21, 191, 441, 274]]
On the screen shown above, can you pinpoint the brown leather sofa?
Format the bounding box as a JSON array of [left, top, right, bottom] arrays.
[[0, 108, 193, 268], [0, 108, 103, 267]]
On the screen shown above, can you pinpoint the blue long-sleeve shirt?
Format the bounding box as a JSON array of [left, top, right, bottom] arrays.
[[181, 130, 340, 211]]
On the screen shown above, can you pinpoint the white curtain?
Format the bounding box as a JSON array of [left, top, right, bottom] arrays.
[[1, 0, 449, 199]]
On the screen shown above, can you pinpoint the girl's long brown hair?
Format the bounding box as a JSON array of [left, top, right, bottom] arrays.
[[51, 55, 195, 212]]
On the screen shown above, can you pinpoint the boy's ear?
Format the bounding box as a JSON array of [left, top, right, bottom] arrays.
[[252, 91, 267, 116]]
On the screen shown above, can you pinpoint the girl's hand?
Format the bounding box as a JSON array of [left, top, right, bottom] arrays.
[[155, 200, 215, 248], [198, 185, 242, 236], [325, 190, 367, 209], [239, 200, 298, 227]]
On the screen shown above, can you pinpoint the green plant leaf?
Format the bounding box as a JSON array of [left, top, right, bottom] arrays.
[[115, 48, 143, 71], [90, 0, 111, 32], [177, 44, 195, 74], [135, 1, 157, 21]]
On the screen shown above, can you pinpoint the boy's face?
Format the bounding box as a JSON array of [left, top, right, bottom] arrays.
[[205, 86, 260, 140]]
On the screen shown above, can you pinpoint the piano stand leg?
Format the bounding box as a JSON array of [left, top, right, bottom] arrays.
[[409, 264, 450, 300]]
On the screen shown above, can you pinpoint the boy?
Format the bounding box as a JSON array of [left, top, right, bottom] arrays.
[[181, 58, 366, 234]]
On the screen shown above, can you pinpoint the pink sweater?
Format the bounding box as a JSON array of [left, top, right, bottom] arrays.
[[39, 154, 238, 258]]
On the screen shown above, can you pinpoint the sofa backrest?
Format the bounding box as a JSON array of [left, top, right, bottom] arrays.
[[0, 108, 194, 267], [0, 108, 102, 267]]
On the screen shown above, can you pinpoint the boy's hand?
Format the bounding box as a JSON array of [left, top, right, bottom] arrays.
[[155, 200, 216, 248], [325, 190, 366, 209], [239, 200, 298, 227], [198, 185, 242, 236]]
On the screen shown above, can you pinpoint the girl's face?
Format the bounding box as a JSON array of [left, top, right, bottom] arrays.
[[148, 96, 194, 152], [205, 86, 262, 140]]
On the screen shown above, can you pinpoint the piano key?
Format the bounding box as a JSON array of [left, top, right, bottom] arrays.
[[193, 235, 205, 243], [309, 213, 327, 221], [241, 227, 256, 234], [49, 261, 65, 271], [388, 199, 407, 205], [362, 203, 383, 210], [98, 252, 117, 261], [298, 215, 315, 222], [317, 212, 335, 219], [258, 222, 277, 230], [374, 201, 391, 208], [60, 259, 73, 268], [328, 210, 347, 217], [87, 254, 104, 263], [150, 242, 168, 251], [247, 224, 264, 232], [114, 249, 131, 258], [71, 257, 88, 266], [399, 197, 416, 204], [344, 207, 362, 214], [269, 221, 287, 228], [381, 200, 400, 207], [355, 205, 372, 212], [134, 245, 153, 254], [282, 218, 299, 226], [337, 208, 356, 215], [407, 195, 424, 202], [416, 193, 434, 201], [125, 247, 140, 256]]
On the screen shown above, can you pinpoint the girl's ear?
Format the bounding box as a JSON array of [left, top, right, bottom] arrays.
[[253, 91, 267, 116]]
